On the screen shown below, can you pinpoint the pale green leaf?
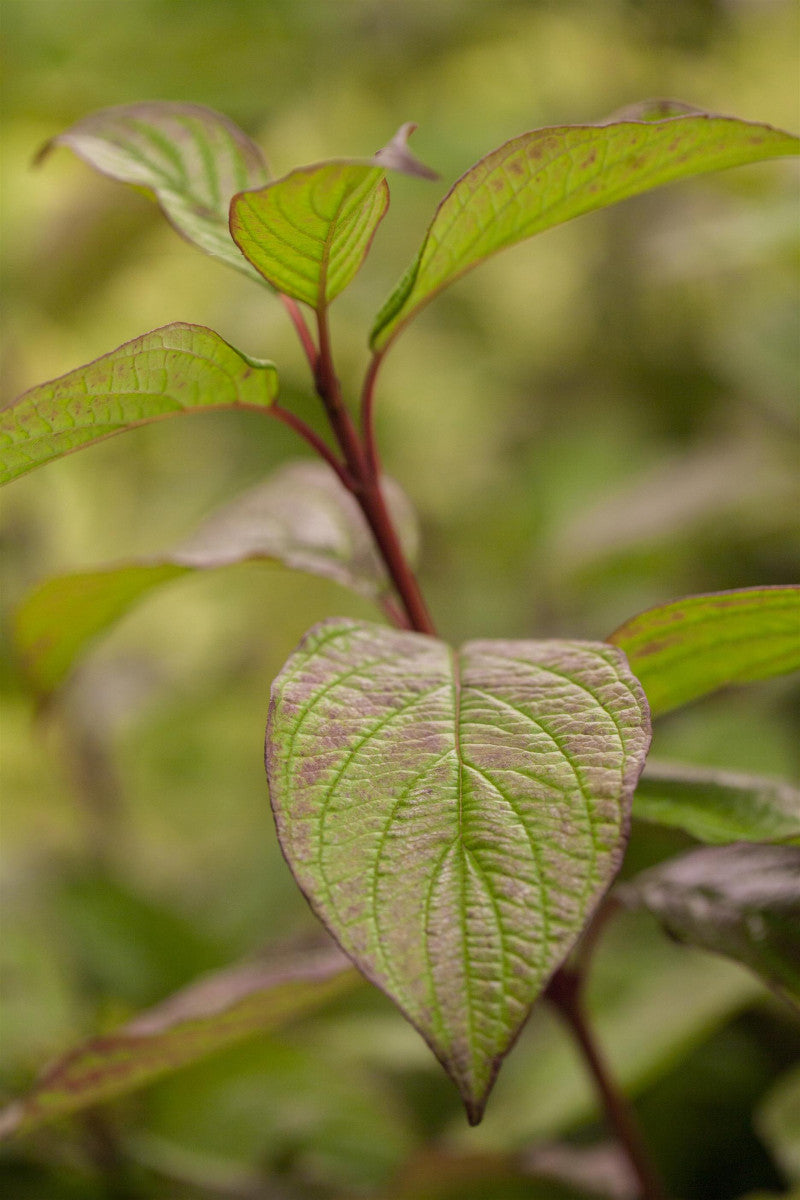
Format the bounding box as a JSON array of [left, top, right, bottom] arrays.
[[266, 619, 650, 1122], [619, 844, 800, 1008], [370, 108, 799, 350], [634, 761, 800, 845], [608, 586, 800, 716], [40, 101, 269, 280], [0, 946, 355, 1140], [758, 1064, 800, 1185], [15, 462, 419, 695], [0, 323, 278, 485]]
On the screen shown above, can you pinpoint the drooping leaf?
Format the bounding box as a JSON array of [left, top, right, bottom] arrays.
[[266, 619, 651, 1123], [634, 761, 800, 845], [370, 108, 799, 350], [0, 323, 278, 485], [15, 462, 419, 695], [39, 101, 269, 280], [608, 586, 800, 715], [619, 844, 800, 1009], [0, 945, 355, 1139]]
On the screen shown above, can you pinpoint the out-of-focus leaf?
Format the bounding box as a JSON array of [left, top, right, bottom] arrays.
[[757, 1063, 800, 1184], [39, 102, 269, 280], [267, 618, 650, 1123], [370, 108, 799, 350], [619, 844, 800, 1008], [608, 586, 800, 715], [0, 945, 355, 1139], [634, 761, 800, 845], [14, 461, 418, 695], [0, 323, 278, 485]]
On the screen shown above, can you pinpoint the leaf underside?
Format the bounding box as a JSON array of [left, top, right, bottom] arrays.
[[0, 323, 278, 485], [370, 109, 799, 350], [608, 585, 800, 716], [15, 462, 418, 695], [40, 101, 270, 280], [266, 619, 651, 1122]]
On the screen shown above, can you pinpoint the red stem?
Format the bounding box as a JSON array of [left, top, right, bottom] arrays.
[[360, 351, 385, 478], [269, 404, 352, 489], [279, 294, 317, 369]]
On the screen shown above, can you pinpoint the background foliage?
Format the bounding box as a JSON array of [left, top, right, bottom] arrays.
[[1, 1, 798, 1196]]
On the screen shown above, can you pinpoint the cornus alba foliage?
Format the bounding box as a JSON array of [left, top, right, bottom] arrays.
[[2, 100, 798, 1196]]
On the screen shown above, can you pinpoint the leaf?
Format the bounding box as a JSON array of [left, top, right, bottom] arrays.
[[370, 108, 799, 350], [266, 619, 651, 1123], [619, 844, 800, 1009], [39, 101, 269, 281], [0, 323, 278, 485], [607, 586, 800, 716], [757, 1064, 800, 1184], [634, 761, 800, 845], [15, 461, 419, 695], [0, 945, 355, 1139]]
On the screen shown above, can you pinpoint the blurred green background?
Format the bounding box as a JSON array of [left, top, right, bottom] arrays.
[[1, 1, 798, 1196]]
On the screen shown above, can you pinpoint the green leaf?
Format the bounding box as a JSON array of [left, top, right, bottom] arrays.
[[230, 162, 389, 308], [266, 619, 651, 1123], [634, 761, 800, 845], [608, 586, 800, 716], [757, 1064, 800, 1185], [370, 107, 799, 351], [15, 462, 419, 695], [0, 323, 278, 485], [0, 945, 355, 1139], [619, 844, 800, 1009], [40, 101, 269, 281]]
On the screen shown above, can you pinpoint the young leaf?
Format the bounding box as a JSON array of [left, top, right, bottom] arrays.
[[39, 102, 269, 280], [608, 586, 800, 716], [0, 945, 355, 1140], [370, 109, 799, 351], [0, 323, 278, 485], [15, 462, 419, 695], [619, 844, 800, 1009], [634, 761, 800, 846], [266, 619, 651, 1123], [230, 162, 389, 308]]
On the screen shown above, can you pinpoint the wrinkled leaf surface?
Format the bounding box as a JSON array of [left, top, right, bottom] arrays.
[[0, 323, 278, 484], [267, 619, 650, 1122]]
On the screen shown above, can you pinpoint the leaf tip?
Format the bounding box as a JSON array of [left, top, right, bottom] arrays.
[[374, 122, 439, 181]]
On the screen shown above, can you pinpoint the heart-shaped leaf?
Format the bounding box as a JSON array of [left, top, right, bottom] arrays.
[[370, 108, 799, 351], [619, 844, 800, 1009], [634, 761, 800, 845], [608, 586, 800, 716], [0, 323, 278, 485], [40, 102, 269, 280], [15, 462, 418, 695], [266, 619, 651, 1122], [0, 945, 355, 1140]]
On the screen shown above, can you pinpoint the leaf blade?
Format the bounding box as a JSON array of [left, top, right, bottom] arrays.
[[370, 110, 799, 350], [15, 462, 419, 694], [41, 102, 270, 280], [0, 323, 278, 485], [266, 619, 650, 1122], [608, 586, 800, 715]]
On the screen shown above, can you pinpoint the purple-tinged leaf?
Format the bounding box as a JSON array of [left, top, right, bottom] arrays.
[[39, 102, 270, 280], [619, 844, 800, 1009], [634, 761, 800, 846], [266, 619, 651, 1123], [373, 122, 439, 180], [15, 462, 418, 695], [608, 586, 800, 715], [0, 323, 278, 485], [0, 945, 355, 1140], [370, 107, 798, 351]]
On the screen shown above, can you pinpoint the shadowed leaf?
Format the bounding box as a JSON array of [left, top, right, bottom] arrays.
[[608, 586, 800, 715], [39, 101, 269, 280], [0, 945, 355, 1139], [619, 844, 800, 1009], [757, 1064, 800, 1185], [15, 462, 418, 694], [0, 323, 278, 485], [634, 761, 800, 845], [370, 108, 798, 350], [266, 619, 650, 1123]]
